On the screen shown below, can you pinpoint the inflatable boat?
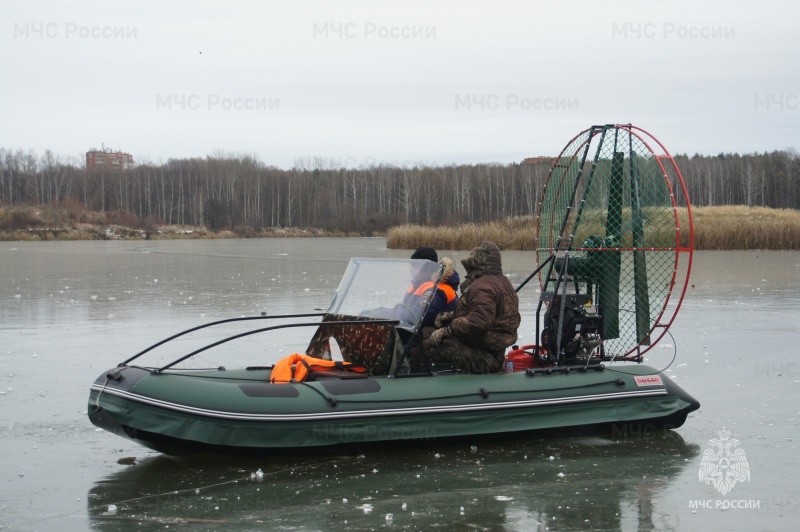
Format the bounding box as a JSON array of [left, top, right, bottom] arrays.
[[88, 124, 700, 455]]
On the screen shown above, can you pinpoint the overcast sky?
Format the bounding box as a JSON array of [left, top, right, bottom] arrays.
[[2, 0, 798, 168]]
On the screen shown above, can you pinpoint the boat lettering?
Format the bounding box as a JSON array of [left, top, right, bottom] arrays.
[[634, 375, 663, 387]]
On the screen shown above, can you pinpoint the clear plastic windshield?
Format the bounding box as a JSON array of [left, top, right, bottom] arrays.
[[327, 258, 444, 331]]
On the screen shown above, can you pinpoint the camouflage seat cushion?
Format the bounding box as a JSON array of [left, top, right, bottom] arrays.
[[305, 314, 403, 376]]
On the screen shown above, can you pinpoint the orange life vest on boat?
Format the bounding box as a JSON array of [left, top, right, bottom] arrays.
[[269, 353, 366, 383]]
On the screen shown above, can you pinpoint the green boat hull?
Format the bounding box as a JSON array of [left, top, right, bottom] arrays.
[[88, 364, 699, 455]]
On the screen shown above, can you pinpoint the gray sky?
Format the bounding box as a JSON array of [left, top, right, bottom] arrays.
[[2, 0, 798, 168]]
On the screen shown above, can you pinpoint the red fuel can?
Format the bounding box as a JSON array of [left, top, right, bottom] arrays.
[[504, 345, 547, 372]]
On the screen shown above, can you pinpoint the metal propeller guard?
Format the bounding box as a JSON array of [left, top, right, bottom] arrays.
[[534, 124, 694, 363]]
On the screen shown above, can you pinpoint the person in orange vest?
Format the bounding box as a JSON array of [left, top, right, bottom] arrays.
[[377, 248, 460, 335], [406, 247, 460, 329]]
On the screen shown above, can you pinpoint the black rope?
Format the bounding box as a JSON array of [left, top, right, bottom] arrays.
[[605, 329, 679, 377], [146, 371, 270, 383], [308, 378, 629, 406]]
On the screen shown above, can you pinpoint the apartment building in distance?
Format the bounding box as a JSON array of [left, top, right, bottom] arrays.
[[86, 145, 134, 170]]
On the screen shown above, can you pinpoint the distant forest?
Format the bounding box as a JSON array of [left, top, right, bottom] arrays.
[[0, 148, 797, 232]]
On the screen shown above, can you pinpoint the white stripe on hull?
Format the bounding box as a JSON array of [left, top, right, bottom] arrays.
[[90, 384, 669, 422]]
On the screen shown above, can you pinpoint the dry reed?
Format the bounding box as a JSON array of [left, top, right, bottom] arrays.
[[387, 207, 800, 251], [691, 206, 800, 250], [386, 217, 536, 251]]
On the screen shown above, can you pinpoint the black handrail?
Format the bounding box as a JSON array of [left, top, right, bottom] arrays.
[[152, 319, 398, 374], [515, 253, 555, 293], [120, 313, 326, 366]]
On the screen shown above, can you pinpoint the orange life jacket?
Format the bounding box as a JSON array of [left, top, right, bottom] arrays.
[[407, 281, 456, 303], [269, 353, 366, 383], [439, 283, 457, 303]]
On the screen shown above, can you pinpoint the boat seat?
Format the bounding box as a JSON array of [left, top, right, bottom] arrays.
[[305, 313, 404, 376]]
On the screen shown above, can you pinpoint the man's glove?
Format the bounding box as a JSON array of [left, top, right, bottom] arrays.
[[429, 326, 450, 345], [434, 312, 454, 328]]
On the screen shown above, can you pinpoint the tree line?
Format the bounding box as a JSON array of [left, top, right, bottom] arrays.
[[0, 148, 797, 233]]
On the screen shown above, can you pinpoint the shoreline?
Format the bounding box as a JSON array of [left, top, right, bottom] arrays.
[[2, 205, 799, 250], [0, 224, 366, 242]]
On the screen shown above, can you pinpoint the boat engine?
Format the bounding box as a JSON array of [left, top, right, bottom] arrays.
[[541, 293, 604, 364]]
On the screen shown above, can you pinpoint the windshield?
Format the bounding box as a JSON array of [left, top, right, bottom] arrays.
[[327, 258, 444, 330]]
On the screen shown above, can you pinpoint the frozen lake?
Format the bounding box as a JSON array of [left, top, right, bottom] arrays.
[[1, 239, 798, 530]]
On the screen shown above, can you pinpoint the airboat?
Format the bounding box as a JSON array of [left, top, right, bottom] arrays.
[[88, 124, 699, 455]]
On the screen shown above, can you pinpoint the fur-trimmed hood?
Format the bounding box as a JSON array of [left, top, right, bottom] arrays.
[[437, 256, 461, 290]]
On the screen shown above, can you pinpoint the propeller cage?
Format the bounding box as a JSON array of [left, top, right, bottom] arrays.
[[534, 124, 694, 363]]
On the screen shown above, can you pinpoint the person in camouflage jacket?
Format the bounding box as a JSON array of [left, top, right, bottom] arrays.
[[417, 241, 521, 373]]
